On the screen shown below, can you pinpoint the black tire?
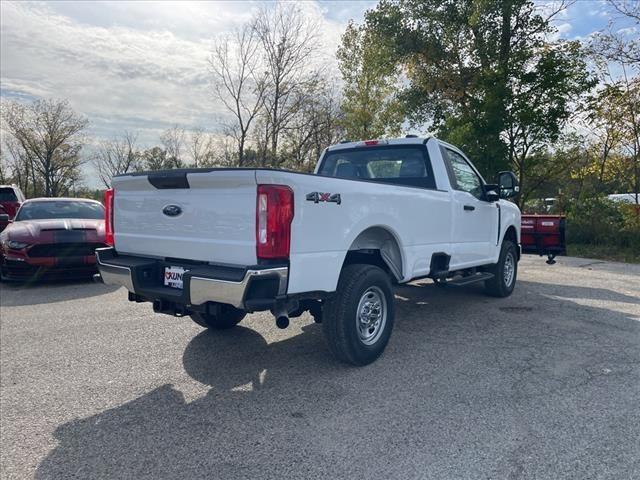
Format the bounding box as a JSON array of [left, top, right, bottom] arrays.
[[484, 239, 518, 297], [322, 264, 395, 366], [190, 305, 246, 330]]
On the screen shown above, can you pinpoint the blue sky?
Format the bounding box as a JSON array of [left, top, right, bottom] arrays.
[[560, 0, 636, 38], [0, 0, 637, 185]]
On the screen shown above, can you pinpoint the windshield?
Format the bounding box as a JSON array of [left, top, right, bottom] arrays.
[[0, 188, 18, 202], [16, 201, 104, 221], [318, 146, 435, 189]]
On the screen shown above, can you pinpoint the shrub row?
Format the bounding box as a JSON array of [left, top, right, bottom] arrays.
[[563, 197, 640, 250]]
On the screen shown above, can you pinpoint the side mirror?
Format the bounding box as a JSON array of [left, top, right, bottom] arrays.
[[497, 171, 519, 199], [0, 214, 10, 223], [483, 184, 500, 202]]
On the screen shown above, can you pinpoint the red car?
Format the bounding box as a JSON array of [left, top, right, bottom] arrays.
[[0, 198, 106, 281]]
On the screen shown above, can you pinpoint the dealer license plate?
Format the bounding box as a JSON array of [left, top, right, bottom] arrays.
[[164, 266, 187, 289]]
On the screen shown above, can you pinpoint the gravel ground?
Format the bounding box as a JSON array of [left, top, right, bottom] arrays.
[[1, 255, 639, 480]]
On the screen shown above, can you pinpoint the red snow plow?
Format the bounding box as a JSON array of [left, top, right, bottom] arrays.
[[521, 214, 566, 265]]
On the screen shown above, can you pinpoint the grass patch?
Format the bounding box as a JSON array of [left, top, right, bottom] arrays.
[[567, 243, 640, 264]]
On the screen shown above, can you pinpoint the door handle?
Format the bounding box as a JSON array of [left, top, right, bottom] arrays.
[[463, 205, 475, 211]]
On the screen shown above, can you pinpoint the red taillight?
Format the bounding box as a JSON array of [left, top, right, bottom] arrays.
[[256, 185, 294, 260], [104, 188, 114, 247]]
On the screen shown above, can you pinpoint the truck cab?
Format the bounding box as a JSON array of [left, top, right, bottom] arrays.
[[315, 137, 520, 271]]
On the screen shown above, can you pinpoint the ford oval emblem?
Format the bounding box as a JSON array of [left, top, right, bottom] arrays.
[[162, 204, 182, 217]]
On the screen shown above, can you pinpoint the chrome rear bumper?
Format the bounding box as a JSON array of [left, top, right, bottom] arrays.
[[189, 268, 288, 308], [97, 256, 135, 291], [96, 248, 288, 309]]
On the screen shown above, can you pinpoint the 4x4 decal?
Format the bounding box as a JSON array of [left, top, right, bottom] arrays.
[[306, 192, 341, 205]]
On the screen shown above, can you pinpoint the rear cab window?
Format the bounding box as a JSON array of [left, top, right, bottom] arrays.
[[318, 145, 436, 189]]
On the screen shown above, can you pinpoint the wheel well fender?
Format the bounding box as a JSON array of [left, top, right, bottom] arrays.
[[503, 225, 519, 259], [342, 226, 403, 281]]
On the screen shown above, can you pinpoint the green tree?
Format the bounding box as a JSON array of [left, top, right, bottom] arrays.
[[504, 41, 595, 206], [337, 20, 404, 140], [141, 147, 175, 171], [589, 0, 640, 205], [577, 79, 640, 203], [362, 0, 593, 189]]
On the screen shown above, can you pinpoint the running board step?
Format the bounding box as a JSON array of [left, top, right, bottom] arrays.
[[445, 272, 494, 286]]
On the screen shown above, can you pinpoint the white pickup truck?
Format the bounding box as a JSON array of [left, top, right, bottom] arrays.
[[97, 136, 521, 365]]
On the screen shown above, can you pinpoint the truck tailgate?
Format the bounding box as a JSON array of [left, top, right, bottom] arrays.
[[111, 170, 257, 265]]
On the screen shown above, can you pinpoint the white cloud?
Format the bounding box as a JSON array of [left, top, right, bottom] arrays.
[[547, 21, 573, 41], [557, 22, 573, 35], [1, 2, 215, 141], [0, 0, 357, 147], [616, 26, 638, 36], [0, 0, 365, 188]]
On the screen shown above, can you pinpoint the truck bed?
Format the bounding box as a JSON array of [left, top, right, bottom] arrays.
[[111, 166, 454, 294]]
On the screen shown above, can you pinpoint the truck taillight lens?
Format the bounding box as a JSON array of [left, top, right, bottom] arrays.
[[256, 185, 294, 260], [104, 188, 115, 247]]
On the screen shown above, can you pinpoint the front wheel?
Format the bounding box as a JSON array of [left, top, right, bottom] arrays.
[[322, 264, 395, 366], [190, 305, 246, 330], [484, 240, 518, 297]]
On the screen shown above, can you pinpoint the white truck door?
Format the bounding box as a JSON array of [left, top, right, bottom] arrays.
[[440, 146, 498, 267]]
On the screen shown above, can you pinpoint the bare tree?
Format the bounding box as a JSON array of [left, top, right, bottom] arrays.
[[0, 148, 10, 185], [160, 125, 185, 168], [94, 131, 139, 188], [1, 99, 87, 197], [1, 136, 34, 195], [609, 0, 640, 23], [281, 81, 344, 170], [187, 128, 214, 168], [210, 24, 266, 166], [212, 135, 239, 167], [589, 1, 640, 68], [253, 3, 320, 166]]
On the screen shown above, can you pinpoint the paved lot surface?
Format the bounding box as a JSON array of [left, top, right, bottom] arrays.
[[1, 255, 639, 479]]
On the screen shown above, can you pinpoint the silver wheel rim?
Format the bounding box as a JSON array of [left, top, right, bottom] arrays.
[[503, 252, 515, 287], [356, 286, 387, 346]]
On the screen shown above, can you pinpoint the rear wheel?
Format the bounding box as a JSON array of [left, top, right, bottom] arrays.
[[323, 264, 395, 366], [190, 305, 246, 330], [484, 240, 518, 297]]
